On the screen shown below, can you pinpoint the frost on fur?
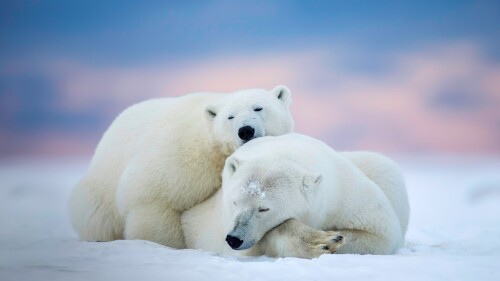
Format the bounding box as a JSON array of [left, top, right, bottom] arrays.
[[240, 181, 266, 198]]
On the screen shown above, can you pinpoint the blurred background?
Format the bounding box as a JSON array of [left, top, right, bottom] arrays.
[[1, 0, 499, 158]]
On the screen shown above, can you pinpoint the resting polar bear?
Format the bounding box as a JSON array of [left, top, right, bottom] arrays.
[[182, 133, 409, 258], [69, 86, 294, 248]]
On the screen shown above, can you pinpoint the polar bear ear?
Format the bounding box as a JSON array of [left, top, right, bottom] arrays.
[[272, 85, 292, 106], [205, 103, 218, 120], [226, 157, 240, 175], [302, 172, 322, 192]]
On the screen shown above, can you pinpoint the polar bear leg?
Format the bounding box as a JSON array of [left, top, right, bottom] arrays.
[[252, 219, 344, 259], [334, 229, 396, 255], [69, 180, 124, 242], [124, 204, 185, 248]]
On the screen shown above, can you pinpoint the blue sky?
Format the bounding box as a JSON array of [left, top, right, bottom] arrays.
[[1, 1, 499, 65]]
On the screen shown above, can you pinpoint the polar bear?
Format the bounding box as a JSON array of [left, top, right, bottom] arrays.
[[182, 133, 409, 258], [69, 86, 294, 248]]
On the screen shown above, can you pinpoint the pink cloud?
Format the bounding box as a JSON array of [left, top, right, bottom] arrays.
[[37, 50, 327, 110], [2, 42, 499, 156]]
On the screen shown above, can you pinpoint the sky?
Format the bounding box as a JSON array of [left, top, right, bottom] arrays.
[[1, 0, 499, 157]]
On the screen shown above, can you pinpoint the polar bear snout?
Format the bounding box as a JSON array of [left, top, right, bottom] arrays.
[[238, 126, 255, 142], [226, 212, 259, 250], [225, 234, 244, 249]]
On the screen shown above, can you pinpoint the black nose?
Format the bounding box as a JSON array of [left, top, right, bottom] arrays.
[[225, 235, 244, 249], [238, 126, 255, 141]]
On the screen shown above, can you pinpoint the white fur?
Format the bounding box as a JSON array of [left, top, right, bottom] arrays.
[[182, 133, 409, 256], [68, 86, 294, 247]]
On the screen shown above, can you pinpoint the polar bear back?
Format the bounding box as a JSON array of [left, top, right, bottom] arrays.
[[340, 151, 410, 236], [93, 93, 223, 164]]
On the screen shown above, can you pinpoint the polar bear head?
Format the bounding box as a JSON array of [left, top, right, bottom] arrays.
[[220, 153, 322, 250], [205, 85, 294, 155]]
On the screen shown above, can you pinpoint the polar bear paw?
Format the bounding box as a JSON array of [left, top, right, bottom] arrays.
[[305, 230, 344, 258]]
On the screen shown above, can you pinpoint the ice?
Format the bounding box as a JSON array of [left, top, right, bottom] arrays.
[[0, 156, 499, 281]]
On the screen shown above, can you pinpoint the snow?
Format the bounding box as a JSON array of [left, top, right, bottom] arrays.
[[241, 181, 265, 198], [1, 156, 500, 281]]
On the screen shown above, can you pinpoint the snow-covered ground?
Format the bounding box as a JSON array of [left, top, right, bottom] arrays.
[[1, 156, 499, 281]]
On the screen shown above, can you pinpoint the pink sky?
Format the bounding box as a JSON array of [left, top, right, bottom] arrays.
[[1, 42, 499, 157]]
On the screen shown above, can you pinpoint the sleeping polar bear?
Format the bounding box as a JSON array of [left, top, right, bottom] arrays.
[[182, 133, 410, 258]]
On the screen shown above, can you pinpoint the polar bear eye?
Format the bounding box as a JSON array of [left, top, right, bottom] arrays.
[[258, 207, 269, 212], [254, 107, 263, 112], [228, 116, 234, 120]]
